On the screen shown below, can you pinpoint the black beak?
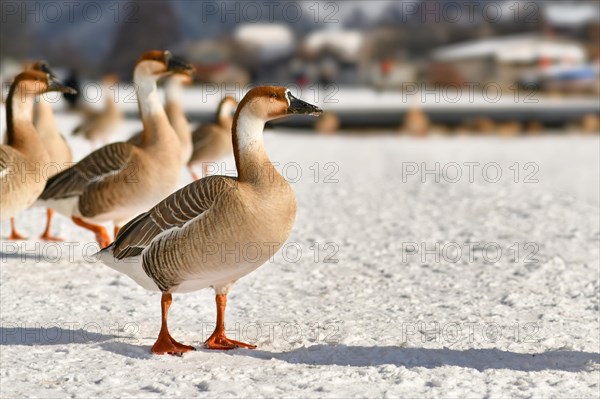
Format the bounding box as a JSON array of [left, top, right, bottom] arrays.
[[47, 75, 77, 94], [166, 52, 195, 77], [287, 92, 323, 116]]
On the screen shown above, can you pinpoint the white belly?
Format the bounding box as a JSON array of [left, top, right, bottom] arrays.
[[96, 249, 160, 292], [37, 196, 79, 218]]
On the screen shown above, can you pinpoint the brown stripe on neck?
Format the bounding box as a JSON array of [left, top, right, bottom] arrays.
[[5, 71, 48, 147], [214, 97, 229, 125], [231, 108, 242, 178], [5, 79, 19, 146], [214, 99, 225, 125]]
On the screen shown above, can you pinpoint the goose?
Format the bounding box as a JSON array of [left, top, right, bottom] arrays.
[[187, 96, 238, 179], [97, 86, 322, 355], [38, 51, 194, 247], [1, 70, 75, 233], [4, 61, 65, 240], [127, 73, 193, 166], [72, 74, 123, 148]]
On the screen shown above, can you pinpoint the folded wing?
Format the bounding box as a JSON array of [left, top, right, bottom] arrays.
[[109, 175, 236, 259], [40, 142, 135, 200]]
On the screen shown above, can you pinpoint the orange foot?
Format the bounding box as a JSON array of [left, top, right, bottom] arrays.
[[204, 332, 257, 350], [96, 233, 111, 249], [9, 231, 27, 240], [9, 218, 26, 240], [152, 335, 195, 356]]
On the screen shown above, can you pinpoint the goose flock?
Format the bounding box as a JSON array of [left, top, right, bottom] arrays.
[[0, 50, 323, 355]]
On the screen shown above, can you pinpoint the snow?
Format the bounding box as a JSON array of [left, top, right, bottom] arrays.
[[1, 110, 599, 397]]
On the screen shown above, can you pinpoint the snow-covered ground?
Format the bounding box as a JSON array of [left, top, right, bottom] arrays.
[[1, 111, 599, 397]]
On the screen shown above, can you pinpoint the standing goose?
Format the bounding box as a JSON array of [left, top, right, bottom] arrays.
[[39, 51, 194, 247], [127, 73, 193, 166], [1, 70, 75, 232], [6, 60, 69, 240], [72, 74, 123, 149], [187, 96, 238, 179], [97, 86, 322, 355]]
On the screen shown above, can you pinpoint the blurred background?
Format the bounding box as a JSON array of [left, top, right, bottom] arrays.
[[1, 0, 599, 134]]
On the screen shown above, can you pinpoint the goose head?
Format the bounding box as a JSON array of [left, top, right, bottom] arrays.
[[28, 60, 54, 76], [232, 87, 322, 180], [12, 70, 77, 96], [135, 50, 195, 80], [238, 86, 322, 122]]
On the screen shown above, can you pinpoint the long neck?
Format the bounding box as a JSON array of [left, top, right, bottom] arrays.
[[232, 108, 272, 182], [216, 101, 235, 130], [164, 79, 191, 141], [5, 84, 40, 153], [33, 95, 59, 138], [103, 83, 120, 115], [134, 71, 175, 147]]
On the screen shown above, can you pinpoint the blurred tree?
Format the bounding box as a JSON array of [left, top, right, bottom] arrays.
[[105, 0, 181, 79]]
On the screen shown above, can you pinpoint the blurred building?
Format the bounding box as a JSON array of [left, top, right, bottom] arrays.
[[430, 34, 589, 89], [232, 24, 296, 83], [1, 0, 599, 96]]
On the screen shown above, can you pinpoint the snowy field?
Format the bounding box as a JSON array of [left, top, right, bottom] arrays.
[[1, 110, 599, 397]]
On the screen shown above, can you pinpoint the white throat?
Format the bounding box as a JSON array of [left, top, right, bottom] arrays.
[[164, 78, 183, 104], [134, 70, 163, 117], [12, 89, 35, 122], [235, 108, 265, 153], [34, 95, 59, 136], [220, 101, 236, 120]]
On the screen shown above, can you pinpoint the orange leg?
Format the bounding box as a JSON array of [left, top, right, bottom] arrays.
[[151, 293, 195, 355], [204, 294, 257, 350], [9, 217, 27, 240], [71, 217, 111, 248], [113, 226, 120, 239], [40, 208, 63, 241]]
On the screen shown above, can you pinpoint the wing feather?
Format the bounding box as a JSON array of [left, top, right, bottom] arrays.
[[109, 175, 236, 259], [0, 146, 17, 180], [40, 142, 135, 200]]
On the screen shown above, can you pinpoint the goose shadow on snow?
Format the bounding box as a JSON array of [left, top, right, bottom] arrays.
[[227, 344, 599, 372], [99, 338, 598, 372], [2, 325, 597, 372]]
